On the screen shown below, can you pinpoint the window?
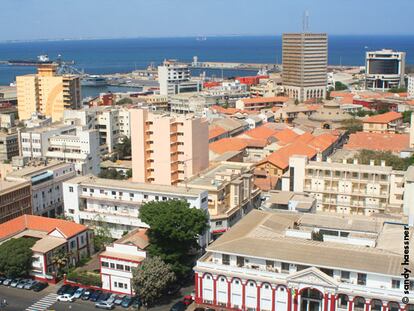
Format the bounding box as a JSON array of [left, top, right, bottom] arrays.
[[101, 261, 109, 267], [125, 265, 131, 272], [110, 263, 115, 269], [236, 256, 244, 267], [357, 273, 366, 285], [281, 262, 290, 273], [216, 221, 222, 226], [144, 194, 148, 199], [129, 193, 134, 198], [69, 186, 73, 192], [162, 196, 167, 201], [155, 196, 159, 200], [266, 260, 274, 268], [100, 190, 104, 194], [68, 209, 74, 214], [392, 279, 400, 289], [116, 264, 124, 270], [70, 241, 76, 248], [90, 189, 94, 193], [201, 196, 207, 203], [341, 271, 350, 281], [222, 254, 230, 265]]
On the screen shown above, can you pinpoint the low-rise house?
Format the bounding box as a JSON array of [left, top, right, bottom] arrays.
[[344, 132, 410, 155], [0, 215, 93, 283], [362, 111, 403, 133], [235, 96, 289, 111], [100, 229, 148, 295]]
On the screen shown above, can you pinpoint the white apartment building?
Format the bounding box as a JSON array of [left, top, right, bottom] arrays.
[[63, 175, 209, 245], [282, 155, 407, 216], [158, 60, 202, 96], [194, 210, 414, 311], [100, 229, 148, 295], [6, 161, 76, 217], [19, 123, 100, 175], [408, 75, 414, 99]]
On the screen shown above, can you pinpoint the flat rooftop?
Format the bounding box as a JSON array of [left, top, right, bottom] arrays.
[[67, 175, 206, 197], [7, 161, 71, 179]]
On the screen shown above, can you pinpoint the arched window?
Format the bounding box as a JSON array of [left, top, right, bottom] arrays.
[[406, 304, 414, 311], [371, 299, 382, 311], [337, 294, 349, 309], [354, 297, 366, 311], [389, 302, 400, 311]]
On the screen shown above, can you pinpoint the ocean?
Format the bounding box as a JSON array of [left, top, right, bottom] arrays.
[[0, 35, 413, 96]]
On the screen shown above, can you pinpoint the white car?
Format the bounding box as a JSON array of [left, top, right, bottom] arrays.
[[56, 294, 74, 302]]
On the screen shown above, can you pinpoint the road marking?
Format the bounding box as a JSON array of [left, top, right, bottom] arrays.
[[25, 293, 58, 311]]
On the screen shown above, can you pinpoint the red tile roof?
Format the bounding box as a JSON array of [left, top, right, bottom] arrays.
[[0, 215, 88, 240], [363, 111, 403, 124], [272, 129, 299, 145], [209, 126, 227, 140], [242, 126, 278, 140], [209, 138, 267, 155], [241, 96, 289, 104], [344, 132, 409, 153]]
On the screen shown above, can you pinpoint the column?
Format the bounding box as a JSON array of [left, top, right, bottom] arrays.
[[330, 294, 336, 311], [198, 274, 203, 304], [227, 280, 231, 308], [324, 294, 329, 311], [242, 281, 247, 311], [213, 276, 217, 306], [287, 289, 292, 311], [382, 303, 388, 311], [194, 273, 199, 304], [257, 284, 261, 311], [365, 299, 371, 311], [348, 298, 354, 311], [271, 287, 276, 311], [399, 303, 406, 311]]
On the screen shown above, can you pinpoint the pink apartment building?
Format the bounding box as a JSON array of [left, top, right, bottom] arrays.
[[131, 108, 209, 185]]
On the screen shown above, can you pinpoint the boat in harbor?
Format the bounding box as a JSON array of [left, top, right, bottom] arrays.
[[8, 54, 52, 66], [81, 75, 108, 87]]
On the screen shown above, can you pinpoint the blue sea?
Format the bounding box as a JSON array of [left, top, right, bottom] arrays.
[[0, 35, 413, 94]]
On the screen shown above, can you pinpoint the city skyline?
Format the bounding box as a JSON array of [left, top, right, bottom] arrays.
[[0, 0, 413, 41]]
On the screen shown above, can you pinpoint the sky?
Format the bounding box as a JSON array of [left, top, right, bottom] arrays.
[[0, 0, 413, 41]]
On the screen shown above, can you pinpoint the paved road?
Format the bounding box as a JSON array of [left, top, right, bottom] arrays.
[[0, 282, 194, 311]]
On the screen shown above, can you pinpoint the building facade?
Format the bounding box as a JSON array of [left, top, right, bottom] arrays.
[[0, 129, 19, 161], [365, 49, 406, 91], [282, 155, 406, 216], [130, 108, 209, 185], [63, 175, 209, 245], [408, 75, 414, 99], [282, 33, 328, 102], [6, 161, 76, 217], [0, 180, 32, 224], [17, 64, 81, 121], [194, 210, 414, 311]]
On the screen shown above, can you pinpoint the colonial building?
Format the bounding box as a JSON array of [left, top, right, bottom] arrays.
[[362, 111, 404, 133], [194, 210, 414, 311]]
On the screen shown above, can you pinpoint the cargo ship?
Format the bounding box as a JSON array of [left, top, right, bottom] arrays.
[[8, 54, 53, 66]]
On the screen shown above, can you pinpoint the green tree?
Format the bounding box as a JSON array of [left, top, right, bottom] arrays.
[[99, 168, 126, 180], [116, 97, 133, 105], [51, 248, 72, 277], [140, 200, 208, 277], [132, 257, 176, 306], [114, 137, 132, 160], [389, 87, 407, 93], [92, 217, 114, 252], [356, 150, 414, 171], [126, 169, 132, 179], [403, 111, 412, 123], [334, 81, 348, 91], [311, 231, 324, 242], [0, 238, 36, 278], [340, 118, 363, 133]]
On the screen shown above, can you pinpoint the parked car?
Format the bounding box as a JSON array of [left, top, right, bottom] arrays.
[[2, 278, 12, 286], [114, 295, 125, 305], [90, 290, 103, 302], [24, 280, 38, 290], [121, 295, 132, 308], [33, 282, 48, 292], [0, 276, 6, 285], [170, 301, 187, 311], [132, 296, 142, 308], [106, 294, 117, 304], [95, 301, 115, 310], [17, 279, 29, 289], [73, 287, 85, 299], [56, 294, 74, 302], [81, 288, 95, 300], [98, 292, 110, 302], [66, 285, 79, 296], [57, 284, 71, 295], [10, 278, 21, 288], [182, 295, 193, 306]]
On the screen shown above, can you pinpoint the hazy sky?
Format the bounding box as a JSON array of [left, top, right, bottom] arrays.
[[0, 0, 413, 41]]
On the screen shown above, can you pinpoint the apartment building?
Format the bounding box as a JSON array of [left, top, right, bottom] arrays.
[[362, 111, 404, 133], [131, 108, 209, 185], [0, 215, 93, 283], [63, 175, 209, 245], [185, 162, 261, 239], [19, 123, 100, 175], [6, 161, 76, 217], [408, 75, 414, 98], [235, 97, 289, 111], [0, 129, 19, 161], [282, 33, 328, 102], [194, 210, 413, 311], [0, 179, 32, 223], [365, 49, 406, 90], [282, 155, 407, 216], [16, 64, 81, 121], [100, 229, 148, 295], [158, 60, 202, 96]]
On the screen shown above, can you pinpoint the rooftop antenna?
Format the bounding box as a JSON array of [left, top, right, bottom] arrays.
[[302, 10, 310, 33]]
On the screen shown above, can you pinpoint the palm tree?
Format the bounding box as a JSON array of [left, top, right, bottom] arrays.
[[51, 248, 72, 277]]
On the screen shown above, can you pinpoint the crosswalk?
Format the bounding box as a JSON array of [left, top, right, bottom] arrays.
[[25, 293, 58, 311]]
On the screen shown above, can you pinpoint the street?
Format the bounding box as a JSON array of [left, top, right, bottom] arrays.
[[0, 282, 194, 311]]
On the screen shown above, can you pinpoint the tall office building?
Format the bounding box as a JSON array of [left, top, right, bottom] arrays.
[[282, 33, 328, 102], [17, 64, 81, 121], [130, 108, 209, 186], [365, 49, 406, 91], [407, 75, 414, 98]]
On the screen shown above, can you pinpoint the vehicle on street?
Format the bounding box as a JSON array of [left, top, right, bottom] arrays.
[[0, 276, 6, 285], [2, 278, 12, 286], [17, 279, 29, 289], [182, 295, 193, 306], [98, 292, 110, 302], [170, 301, 187, 311], [73, 287, 85, 299], [132, 296, 142, 308], [66, 285, 79, 296], [121, 295, 132, 308], [33, 282, 48, 292], [57, 284, 71, 295], [114, 295, 125, 305], [82, 288, 95, 300], [10, 279, 21, 287], [57, 294, 75, 302], [24, 280, 38, 290], [90, 290, 103, 302], [107, 294, 117, 304], [95, 301, 115, 310]]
